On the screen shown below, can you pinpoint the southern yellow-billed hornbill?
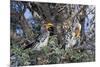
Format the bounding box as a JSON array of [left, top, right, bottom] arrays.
[[23, 22, 54, 50]]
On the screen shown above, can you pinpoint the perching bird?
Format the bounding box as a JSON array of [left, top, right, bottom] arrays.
[[64, 22, 81, 49], [23, 22, 54, 50]]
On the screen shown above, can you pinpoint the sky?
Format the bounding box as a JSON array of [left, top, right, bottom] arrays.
[[24, 8, 35, 24], [84, 7, 94, 33], [24, 8, 33, 20]]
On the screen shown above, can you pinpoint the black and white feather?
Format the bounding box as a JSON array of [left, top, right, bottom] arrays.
[[23, 31, 50, 50], [33, 31, 50, 50]]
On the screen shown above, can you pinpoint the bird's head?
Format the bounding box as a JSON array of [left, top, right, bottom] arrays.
[[74, 22, 81, 38], [43, 22, 54, 35]]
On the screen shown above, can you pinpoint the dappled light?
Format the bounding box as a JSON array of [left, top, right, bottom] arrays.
[[10, 1, 95, 66]]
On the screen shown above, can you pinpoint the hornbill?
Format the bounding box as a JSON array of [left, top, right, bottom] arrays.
[[61, 22, 81, 49], [23, 22, 54, 50]]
